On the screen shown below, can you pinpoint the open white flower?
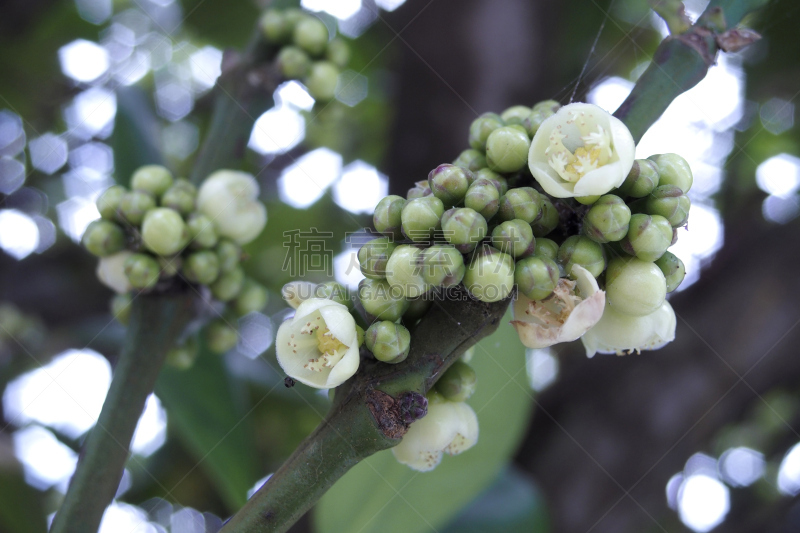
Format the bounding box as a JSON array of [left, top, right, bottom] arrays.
[[582, 300, 676, 357], [528, 103, 635, 198], [392, 395, 478, 472], [511, 264, 605, 349], [197, 170, 267, 245], [276, 298, 359, 389], [96, 251, 133, 294]]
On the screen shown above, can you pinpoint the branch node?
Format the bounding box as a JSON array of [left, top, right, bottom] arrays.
[[366, 388, 410, 440]]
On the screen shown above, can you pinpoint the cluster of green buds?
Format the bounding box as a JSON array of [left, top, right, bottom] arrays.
[[82, 165, 269, 366], [259, 8, 351, 102]]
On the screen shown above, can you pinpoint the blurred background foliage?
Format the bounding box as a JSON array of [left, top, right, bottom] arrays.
[[0, 0, 799, 532]]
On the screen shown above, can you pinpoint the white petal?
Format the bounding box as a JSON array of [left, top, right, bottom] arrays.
[[528, 161, 576, 198], [294, 298, 345, 321], [581, 301, 676, 357], [319, 305, 357, 346], [96, 251, 133, 294], [607, 114, 636, 176], [325, 343, 360, 388], [572, 161, 626, 197]]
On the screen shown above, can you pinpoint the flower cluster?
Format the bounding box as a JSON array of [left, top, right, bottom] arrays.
[[82, 166, 269, 366], [259, 8, 351, 102]]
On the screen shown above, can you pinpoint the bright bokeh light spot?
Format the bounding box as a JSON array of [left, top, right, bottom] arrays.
[[670, 204, 723, 291], [247, 474, 272, 499], [249, 107, 305, 155], [332, 161, 388, 214], [237, 312, 275, 359], [678, 474, 730, 532], [274, 81, 315, 111], [666, 473, 683, 510], [375, 0, 407, 11], [0, 109, 26, 158], [170, 506, 205, 532], [778, 442, 800, 495], [29, 133, 68, 175], [162, 121, 200, 161], [131, 394, 167, 457], [302, 0, 362, 20], [0, 157, 26, 195], [587, 76, 634, 113], [338, 3, 378, 38], [719, 447, 765, 487], [155, 81, 194, 122], [75, 0, 113, 25], [0, 209, 40, 260], [3, 349, 111, 439], [525, 348, 558, 392], [114, 49, 151, 86], [333, 250, 363, 291], [756, 153, 800, 197], [63, 167, 111, 199], [59, 39, 110, 83], [65, 87, 117, 140], [13, 425, 78, 491], [57, 197, 100, 241], [762, 194, 799, 224], [278, 148, 342, 208], [336, 70, 368, 107], [760, 97, 795, 135], [99, 502, 157, 533], [190, 46, 223, 90], [70, 142, 114, 174]]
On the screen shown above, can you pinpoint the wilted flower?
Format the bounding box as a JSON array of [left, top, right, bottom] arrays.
[[392, 394, 479, 472], [197, 170, 267, 245], [276, 299, 359, 389], [96, 251, 133, 294], [581, 301, 676, 357], [528, 103, 635, 198], [511, 264, 605, 349]]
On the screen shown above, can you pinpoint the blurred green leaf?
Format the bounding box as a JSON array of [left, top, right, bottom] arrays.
[[441, 467, 549, 533], [0, 469, 47, 533], [113, 87, 164, 184], [155, 347, 260, 511], [313, 311, 534, 533]]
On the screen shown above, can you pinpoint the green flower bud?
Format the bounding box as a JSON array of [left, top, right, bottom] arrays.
[[359, 237, 398, 280], [283, 8, 307, 29], [373, 195, 406, 241], [96, 185, 126, 220], [617, 159, 660, 198], [646, 185, 690, 227], [468, 112, 504, 151], [441, 207, 487, 253], [119, 190, 156, 225], [216, 239, 241, 273], [515, 256, 559, 300], [187, 213, 218, 249], [305, 61, 339, 101], [141, 208, 188, 256], [655, 251, 685, 293], [421, 245, 465, 287], [166, 336, 199, 370], [211, 265, 245, 301], [131, 165, 173, 198], [463, 246, 515, 303], [534, 237, 559, 261], [649, 153, 693, 193], [576, 195, 601, 205], [182, 250, 220, 285], [365, 321, 411, 363], [82, 219, 126, 257], [558, 235, 605, 278], [172, 178, 196, 193], [233, 279, 269, 316], [428, 164, 472, 207], [620, 214, 673, 262], [124, 253, 160, 290], [277, 46, 311, 79], [605, 256, 666, 316], [317, 281, 353, 309], [524, 100, 560, 135], [356, 324, 365, 347], [160, 184, 196, 216], [158, 255, 181, 278], [401, 196, 444, 242], [206, 319, 239, 354], [407, 180, 432, 200], [259, 10, 289, 42], [498, 187, 542, 223], [358, 278, 409, 321], [385, 245, 428, 298], [531, 196, 559, 237], [452, 149, 487, 172], [464, 178, 500, 220], [293, 17, 329, 56], [474, 168, 508, 195], [326, 37, 350, 68], [486, 126, 530, 173], [435, 360, 477, 401], [583, 194, 631, 243], [403, 296, 432, 323], [501, 105, 532, 127], [111, 293, 132, 325], [492, 219, 535, 258]]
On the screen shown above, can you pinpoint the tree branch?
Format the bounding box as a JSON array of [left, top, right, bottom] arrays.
[[50, 292, 194, 533]]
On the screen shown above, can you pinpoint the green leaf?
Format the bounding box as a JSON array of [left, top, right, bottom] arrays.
[[313, 311, 534, 533], [112, 87, 163, 185], [155, 348, 260, 511], [0, 470, 47, 533]]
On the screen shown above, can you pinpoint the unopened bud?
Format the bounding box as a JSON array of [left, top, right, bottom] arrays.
[[205, 320, 239, 354], [160, 184, 196, 216], [131, 165, 173, 198], [277, 46, 311, 79], [142, 208, 189, 256], [464, 178, 500, 220], [649, 153, 693, 193], [452, 149, 487, 172], [359, 237, 398, 280], [385, 245, 428, 298], [82, 219, 126, 257], [293, 17, 328, 56], [358, 278, 409, 321], [401, 196, 444, 242], [124, 253, 161, 290], [211, 265, 245, 301], [441, 207, 488, 253], [498, 187, 542, 223], [534, 237, 559, 261], [486, 126, 530, 173], [428, 164, 472, 207], [305, 61, 339, 101], [605, 256, 666, 316], [119, 190, 156, 225], [96, 185, 126, 220], [421, 245, 465, 287], [474, 168, 508, 195], [617, 159, 660, 198], [469, 112, 504, 151], [373, 195, 406, 241], [216, 239, 241, 273], [463, 246, 515, 303], [646, 185, 690, 227], [187, 213, 218, 249], [407, 180, 432, 200], [557, 235, 605, 278], [515, 256, 559, 300], [583, 194, 631, 243], [182, 250, 220, 285], [436, 360, 477, 402], [365, 321, 411, 363], [501, 105, 532, 128], [326, 37, 350, 68], [620, 214, 673, 262], [233, 279, 269, 316], [492, 219, 535, 258], [524, 100, 560, 135], [655, 251, 685, 293], [531, 196, 559, 237], [259, 10, 290, 42]]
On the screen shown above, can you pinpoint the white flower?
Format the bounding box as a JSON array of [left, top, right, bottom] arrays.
[[528, 103, 635, 198], [281, 281, 318, 309], [581, 301, 676, 357], [511, 264, 605, 349], [392, 395, 479, 472], [276, 298, 359, 389], [96, 251, 133, 294], [197, 170, 267, 245]]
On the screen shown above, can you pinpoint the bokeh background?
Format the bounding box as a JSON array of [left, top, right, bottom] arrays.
[[1, 0, 799, 532]]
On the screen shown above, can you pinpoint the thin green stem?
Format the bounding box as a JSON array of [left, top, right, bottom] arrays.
[[50, 292, 194, 533]]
